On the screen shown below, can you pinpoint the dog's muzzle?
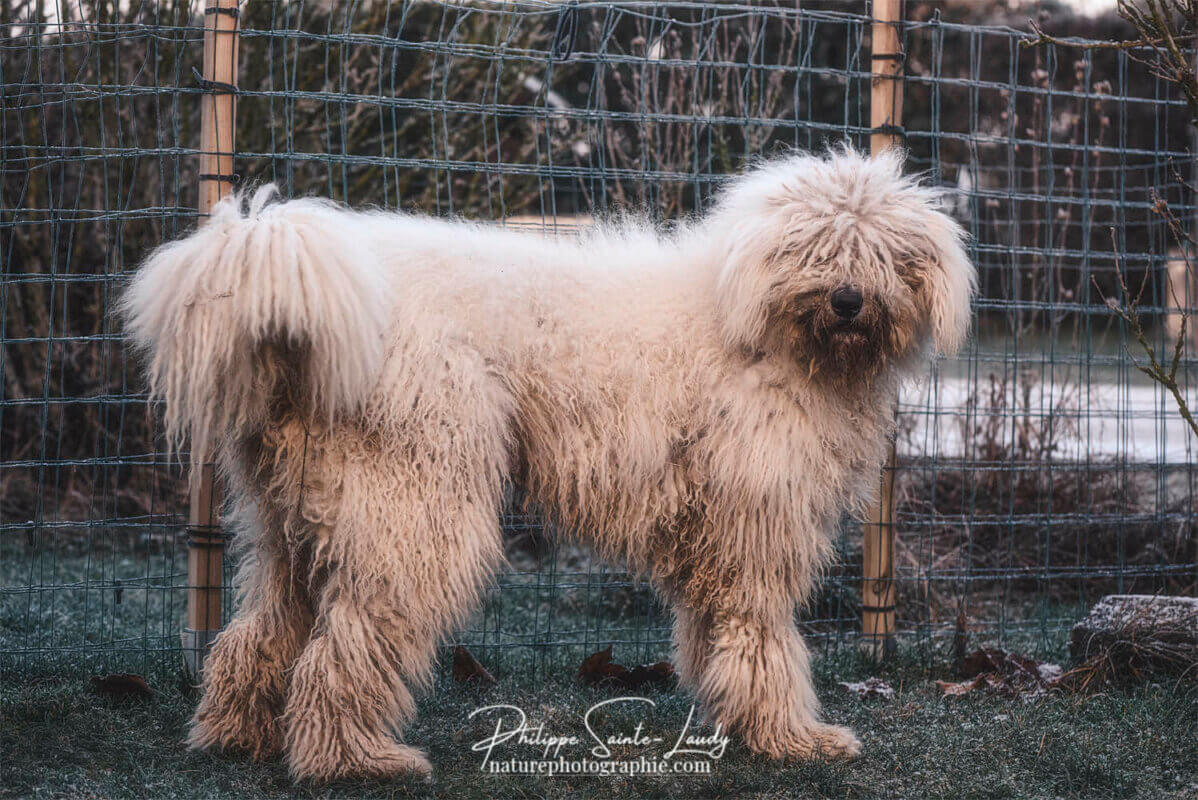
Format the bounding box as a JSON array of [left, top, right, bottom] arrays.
[[829, 285, 863, 320]]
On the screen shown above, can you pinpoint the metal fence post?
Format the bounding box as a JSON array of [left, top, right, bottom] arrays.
[[861, 0, 904, 662], [182, 0, 240, 680]]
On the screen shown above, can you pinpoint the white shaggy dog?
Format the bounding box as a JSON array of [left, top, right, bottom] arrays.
[[122, 147, 975, 781]]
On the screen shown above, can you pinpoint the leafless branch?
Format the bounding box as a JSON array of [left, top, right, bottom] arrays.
[[1028, 0, 1198, 437], [1096, 228, 1198, 438]]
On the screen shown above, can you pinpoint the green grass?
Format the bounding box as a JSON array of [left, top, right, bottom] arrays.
[[3, 647, 1197, 800], [5, 547, 1196, 798]]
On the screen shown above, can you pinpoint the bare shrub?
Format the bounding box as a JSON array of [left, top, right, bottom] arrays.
[[896, 370, 1195, 626]]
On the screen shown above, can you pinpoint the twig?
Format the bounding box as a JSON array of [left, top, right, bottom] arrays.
[[1097, 228, 1198, 439], [1023, 21, 1196, 52], [1030, 0, 1198, 438], [1026, 1, 1198, 128]]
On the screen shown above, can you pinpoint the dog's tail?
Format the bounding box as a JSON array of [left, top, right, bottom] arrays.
[[120, 185, 391, 469]]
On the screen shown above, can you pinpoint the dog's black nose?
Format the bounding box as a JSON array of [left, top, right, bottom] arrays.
[[830, 286, 863, 319]]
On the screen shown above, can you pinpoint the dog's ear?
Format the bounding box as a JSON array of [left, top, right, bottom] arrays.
[[714, 217, 787, 351], [908, 212, 976, 356]]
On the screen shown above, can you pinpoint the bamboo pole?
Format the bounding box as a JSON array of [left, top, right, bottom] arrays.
[[861, 0, 904, 662], [182, 0, 240, 680]]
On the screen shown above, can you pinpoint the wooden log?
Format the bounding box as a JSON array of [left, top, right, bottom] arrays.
[[1070, 595, 1198, 675]]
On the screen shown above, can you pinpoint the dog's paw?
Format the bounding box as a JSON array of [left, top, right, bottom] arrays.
[[288, 736, 433, 783], [188, 698, 284, 761], [810, 723, 862, 760], [750, 722, 862, 762], [356, 742, 434, 782]]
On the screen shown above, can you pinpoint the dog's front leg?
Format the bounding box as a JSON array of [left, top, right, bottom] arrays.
[[694, 607, 861, 760]]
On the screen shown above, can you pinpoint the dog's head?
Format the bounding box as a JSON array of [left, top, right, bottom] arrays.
[[711, 147, 976, 385]]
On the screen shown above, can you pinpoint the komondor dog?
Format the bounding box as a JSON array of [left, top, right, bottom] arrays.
[[121, 147, 975, 781]]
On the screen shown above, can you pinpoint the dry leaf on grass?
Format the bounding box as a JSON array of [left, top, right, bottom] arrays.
[[90, 674, 153, 700], [452, 645, 496, 686], [579, 646, 674, 690], [839, 677, 895, 700], [960, 648, 1048, 681], [936, 674, 1008, 697], [579, 645, 619, 681], [936, 648, 1063, 698]]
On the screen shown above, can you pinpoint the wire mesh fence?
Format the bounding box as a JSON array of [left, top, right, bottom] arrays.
[[2, 0, 1195, 679]]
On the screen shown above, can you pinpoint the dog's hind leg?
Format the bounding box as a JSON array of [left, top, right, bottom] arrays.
[[281, 395, 509, 781], [188, 508, 313, 761], [282, 570, 435, 780], [696, 606, 861, 761]]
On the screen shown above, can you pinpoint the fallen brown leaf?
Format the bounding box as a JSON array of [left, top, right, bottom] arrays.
[[90, 674, 153, 700], [452, 645, 496, 685], [622, 661, 675, 689], [649, 661, 674, 680], [937, 647, 1068, 699], [579, 648, 674, 690], [597, 662, 631, 684], [579, 646, 615, 683], [959, 648, 1044, 682]]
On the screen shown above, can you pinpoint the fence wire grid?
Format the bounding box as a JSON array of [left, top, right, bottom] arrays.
[[2, 0, 1196, 679]]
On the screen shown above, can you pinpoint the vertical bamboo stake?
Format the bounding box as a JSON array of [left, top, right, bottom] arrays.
[[182, 0, 239, 680], [861, 0, 904, 662]]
